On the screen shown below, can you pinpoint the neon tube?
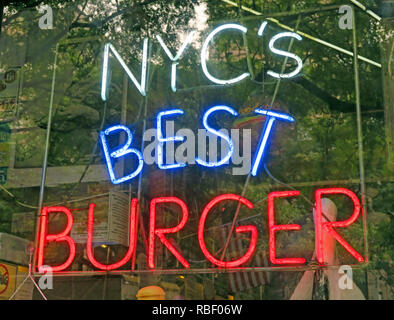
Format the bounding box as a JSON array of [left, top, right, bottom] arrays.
[[251, 109, 295, 176], [201, 24, 250, 85], [157, 109, 186, 169], [100, 125, 144, 184], [267, 32, 303, 79], [101, 39, 149, 101], [195, 105, 238, 167]]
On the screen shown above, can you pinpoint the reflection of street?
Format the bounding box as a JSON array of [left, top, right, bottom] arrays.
[[0, 264, 10, 294]]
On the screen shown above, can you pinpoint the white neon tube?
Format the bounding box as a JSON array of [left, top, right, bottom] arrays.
[[171, 63, 178, 93], [156, 31, 196, 92], [349, 0, 382, 21], [101, 39, 149, 100], [101, 44, 110, 101], [257, 21, 268, 37], [201, 23, 250, 85], [267, 32, 303, 79]]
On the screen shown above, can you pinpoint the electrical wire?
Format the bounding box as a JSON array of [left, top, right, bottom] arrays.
[[263, 163, 314, 207], [0, 185, 38, 209]]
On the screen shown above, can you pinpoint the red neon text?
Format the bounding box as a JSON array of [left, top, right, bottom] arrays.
[[267, 191, 306, 265], [86, 199, 139, 270], [35, 188, 365, 273], [198, 194, 258, 268], [37, 206, 76, 272], [148, 197, 190, 269], [315, 188, 364, 264]]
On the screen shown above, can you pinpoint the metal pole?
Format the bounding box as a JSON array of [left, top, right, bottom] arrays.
[[352, 6, 369, 298], [37, 44, 59, 215], [31, 262, 367, 277], [132, 41, 153, 271], [9, 248, 47, 300], [120, 73, 128, 179], [103, 246, 110, 300], [33, 43, 59, 268], [349, 0, 382, 21]]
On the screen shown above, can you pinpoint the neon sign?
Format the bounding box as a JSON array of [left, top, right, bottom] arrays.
[[101, 40, 148, 100], [267, 32, 303, 79], [195, 106, 238, 168], [156, 31, 196, 92], [35, 188, 365, 273], [33, 22, 366, 276], [156, 109, 187, 170], [200, 23, 251, 85], [99, 22, 304, 184], [101, 22, 304, 100], [100, 125, 144, 185], [251, 109, 295, 176], [99, 107, 294, 184]]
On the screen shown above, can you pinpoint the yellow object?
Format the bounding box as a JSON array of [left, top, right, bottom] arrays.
[[0, 262, 16, 300], [136, 286, 165, 300]]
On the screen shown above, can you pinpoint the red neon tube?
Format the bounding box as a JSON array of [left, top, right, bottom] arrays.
[[86, 199, 139, 271], [268, 191, 306, 265], [315, 188, 364, 264], [36, 206, 76, 272], [198, 194, 257, 268], [148, 197, 190, 269]]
